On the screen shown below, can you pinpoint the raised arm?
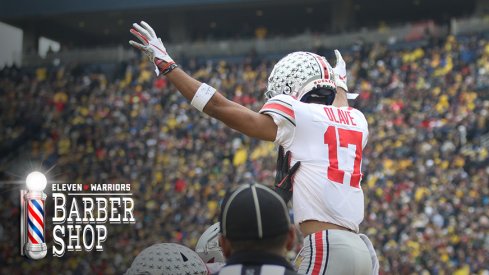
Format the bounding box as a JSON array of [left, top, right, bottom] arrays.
[[165, 68, 277, 141], [129, 21, 277, 141]]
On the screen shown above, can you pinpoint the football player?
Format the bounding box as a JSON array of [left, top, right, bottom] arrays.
[[130, 21, 378, 274]]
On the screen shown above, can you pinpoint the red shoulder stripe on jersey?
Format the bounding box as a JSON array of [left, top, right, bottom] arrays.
[[261, 103, 295, 119], [268, 98, 293, 107], [260, 110, 296, 126]]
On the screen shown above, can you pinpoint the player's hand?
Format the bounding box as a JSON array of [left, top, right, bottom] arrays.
[[333, 49, 358, 99], [129, 21, 175, 76], [274, 146, 300, 204], [333, 49, 348, 92]]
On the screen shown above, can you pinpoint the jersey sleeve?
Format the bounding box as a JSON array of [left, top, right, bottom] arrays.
[[356, 110, 369, 149], [259, 94, 296, 147]]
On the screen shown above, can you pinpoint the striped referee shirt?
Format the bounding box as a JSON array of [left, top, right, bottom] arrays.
[[215, 251, 299, 275]]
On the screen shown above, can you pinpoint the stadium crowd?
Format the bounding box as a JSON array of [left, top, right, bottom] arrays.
[[0, 32, 488, 274]]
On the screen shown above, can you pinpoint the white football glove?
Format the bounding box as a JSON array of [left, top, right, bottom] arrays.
[[333, 49, 359, 99], [129, 21, 175, 76]]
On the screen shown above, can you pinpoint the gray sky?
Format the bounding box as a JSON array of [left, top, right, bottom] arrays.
[[0, 21, 22, 68]]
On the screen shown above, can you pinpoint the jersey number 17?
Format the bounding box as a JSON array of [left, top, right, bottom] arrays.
[[324, 125, 363, 188]]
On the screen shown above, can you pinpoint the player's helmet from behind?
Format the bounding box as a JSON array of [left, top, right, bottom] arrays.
[[195, 222, 225, 264], [126, 243, 208, 275], [266, 51, 337, 105]]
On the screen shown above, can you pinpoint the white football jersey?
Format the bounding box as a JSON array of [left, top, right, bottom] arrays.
[[260, 94, 369, 232]]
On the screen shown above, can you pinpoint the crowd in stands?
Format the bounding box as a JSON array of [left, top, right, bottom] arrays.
[[0, 32, 488, 274]]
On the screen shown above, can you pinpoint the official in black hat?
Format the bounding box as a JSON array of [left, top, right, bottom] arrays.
[[217, 181, 300, 275]]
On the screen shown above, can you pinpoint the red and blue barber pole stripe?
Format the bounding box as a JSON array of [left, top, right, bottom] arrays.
[[27, 199, 45, 245]]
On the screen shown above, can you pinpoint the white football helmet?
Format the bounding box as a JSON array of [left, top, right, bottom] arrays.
[[266, 51, 337, 105], [195, 223, 225, 264], [126, 243, 208, 275]]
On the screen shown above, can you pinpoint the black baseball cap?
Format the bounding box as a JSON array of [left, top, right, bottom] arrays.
[[219, 183, 291, 241]]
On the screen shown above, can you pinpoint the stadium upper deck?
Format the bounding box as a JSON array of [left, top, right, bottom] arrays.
[[0, 0, 476, 47]]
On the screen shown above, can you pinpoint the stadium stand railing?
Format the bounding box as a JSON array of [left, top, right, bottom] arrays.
[[22, 46, 137, 67], [451, 16, 489, 35], [21, 19, 453, 67], [23, 16, 489, 68], [21, 16, 489, 67]]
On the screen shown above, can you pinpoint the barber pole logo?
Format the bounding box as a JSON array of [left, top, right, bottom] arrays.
[[21, 171, 48, 260], [20, 171, 135, 260]]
